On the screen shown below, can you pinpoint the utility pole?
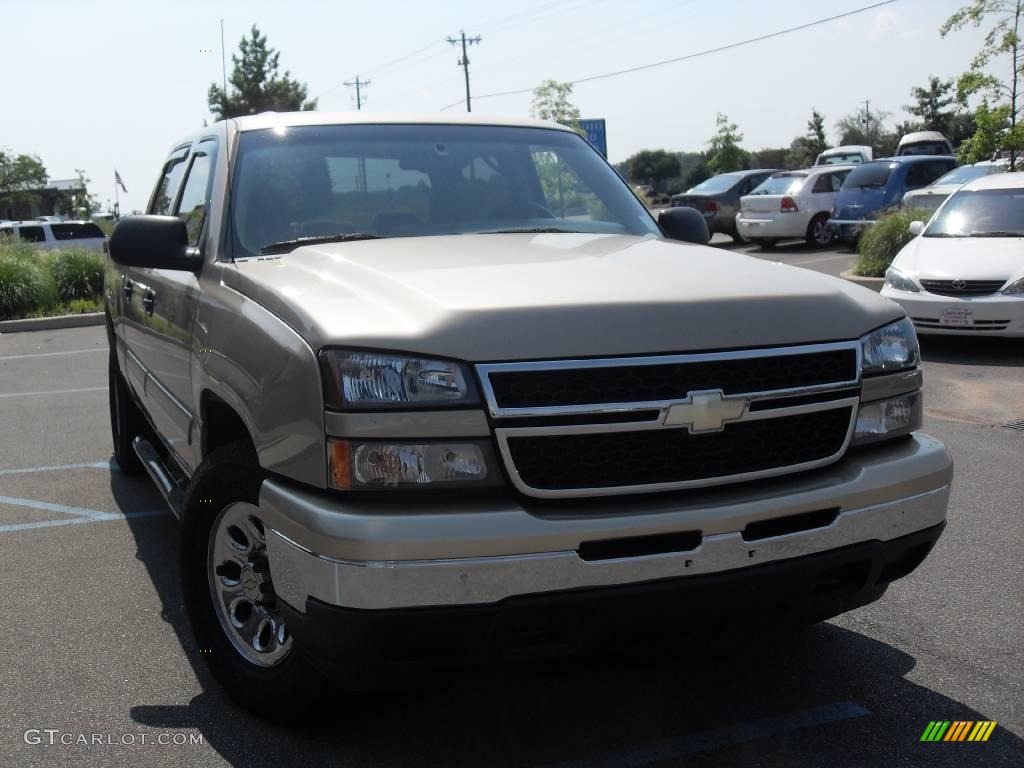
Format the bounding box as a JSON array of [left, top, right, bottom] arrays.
[[862, 100, 871, 131], [344, 76, 371, 110], [447, 30, 481, 112]]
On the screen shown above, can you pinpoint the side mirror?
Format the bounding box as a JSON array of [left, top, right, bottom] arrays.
[[908, 220, 925, 237], [658, 206, 710, 245], [110, 215, 199, 271]]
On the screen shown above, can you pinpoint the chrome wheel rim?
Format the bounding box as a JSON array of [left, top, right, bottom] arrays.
[[207, 502, 292, 667], [812, 219, 831, 245]]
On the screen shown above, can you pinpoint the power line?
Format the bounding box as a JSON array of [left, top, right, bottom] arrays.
[[446, 31, 482, 112], [345, 76, 371, 109], [440, 0, 900, 111]]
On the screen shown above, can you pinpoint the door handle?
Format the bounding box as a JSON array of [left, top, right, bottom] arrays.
[[143, 290, 156, 317], [122, 278, 134, 301]]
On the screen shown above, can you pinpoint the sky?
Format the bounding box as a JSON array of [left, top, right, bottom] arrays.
[[0, 0, 996, 214]]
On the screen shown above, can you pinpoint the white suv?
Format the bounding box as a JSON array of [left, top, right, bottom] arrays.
[[0, 220, 108, 253]]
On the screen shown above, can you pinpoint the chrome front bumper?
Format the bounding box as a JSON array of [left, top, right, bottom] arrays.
[[261, 434, 952, 611]]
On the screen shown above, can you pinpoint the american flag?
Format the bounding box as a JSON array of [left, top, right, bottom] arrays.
[[115, 170, 127, 193]]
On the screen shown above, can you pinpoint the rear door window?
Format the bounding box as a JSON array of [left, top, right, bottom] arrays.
[[843, 163, 893, 189], [905, 161, 953, 189], [15, 225, 46, 242], [50, 222, 106, 240]]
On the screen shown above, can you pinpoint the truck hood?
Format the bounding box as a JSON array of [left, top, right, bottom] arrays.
[[225, 233, 902, 361]]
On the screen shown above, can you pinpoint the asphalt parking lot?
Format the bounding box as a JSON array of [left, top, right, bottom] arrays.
[[1, 242, 1022, 767]]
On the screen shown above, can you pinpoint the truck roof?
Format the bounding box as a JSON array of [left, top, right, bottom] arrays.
[[225, 110, 576, 134]]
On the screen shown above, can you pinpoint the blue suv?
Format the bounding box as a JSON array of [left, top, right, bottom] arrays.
[[829, 155, 956, 243]]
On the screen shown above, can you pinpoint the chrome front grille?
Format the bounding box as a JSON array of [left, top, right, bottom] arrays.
[[477, 342, 862, 499], [920, 279, 1007, 297]]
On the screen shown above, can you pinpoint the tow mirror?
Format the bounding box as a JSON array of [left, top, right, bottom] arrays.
[[110, 215, 200, 271], [658, 206, 710, 245]]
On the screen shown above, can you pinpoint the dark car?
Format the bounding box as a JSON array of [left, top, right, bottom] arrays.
[[829, 155, 956, 244], [671, 169, 780, 241]]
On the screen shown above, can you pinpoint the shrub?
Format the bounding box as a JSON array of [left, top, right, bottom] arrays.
[[0, 244, 56, 320], [854, 211, 929, 277], [47, 248, 105, 302]]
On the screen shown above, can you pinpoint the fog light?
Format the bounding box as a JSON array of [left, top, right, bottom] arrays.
[[854, 392, 921, 445], [328, 439, 498, 490]]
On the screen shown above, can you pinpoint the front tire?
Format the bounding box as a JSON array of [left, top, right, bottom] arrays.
[[180, 441, 329, 720]]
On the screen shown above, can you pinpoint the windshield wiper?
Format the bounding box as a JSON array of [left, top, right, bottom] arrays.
[[967, 230, 1024, 238], [260, 233, 387, 254], [477, 227, 587, 234]]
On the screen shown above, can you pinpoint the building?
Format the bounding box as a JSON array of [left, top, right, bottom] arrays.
[[0, 178, 86, 220]]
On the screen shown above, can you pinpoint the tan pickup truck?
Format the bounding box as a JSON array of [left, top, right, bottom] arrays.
[[106, 112, 951, 719]]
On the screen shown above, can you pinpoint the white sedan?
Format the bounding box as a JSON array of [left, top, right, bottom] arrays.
[[736, 165, 853, 247], [882, 172, 1024, 337]]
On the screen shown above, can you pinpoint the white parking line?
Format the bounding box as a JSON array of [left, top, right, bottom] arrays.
[[0, 509, 169, 533], [0, 348, 106, 362], [0, 386, 107, 399], [0, 461, 116, 476]]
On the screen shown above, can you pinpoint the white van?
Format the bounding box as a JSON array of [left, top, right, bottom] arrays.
[[895, 131, 954, 156], [0, 220, 108, 253], [815, 145, 873, 166]]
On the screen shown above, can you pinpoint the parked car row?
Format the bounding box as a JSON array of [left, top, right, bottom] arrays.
[[0, 219, 109, 253], [736, 165, 853, 247]]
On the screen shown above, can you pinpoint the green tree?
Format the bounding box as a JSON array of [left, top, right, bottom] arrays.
[[836, 105, 892, 151], [941, 0, 1023, 168], [208, 25, 317, 120], [530, 80, 583, 131], [707, 114, 749, 173], [622, 150, 681, 191], [906, 76, 958, 132], [0, 150, 48, 208], [956, 101, 1012, 161], [784, 109, 830, 168]]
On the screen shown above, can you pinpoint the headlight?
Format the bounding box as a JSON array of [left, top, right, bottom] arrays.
[[860, 318, 919, 376], [853, 392, 921, 446], [328, 439, 500, 490], [1002, 277, 1024, 295], [319, 350, 477, 409], [884, 268, 920, 293]]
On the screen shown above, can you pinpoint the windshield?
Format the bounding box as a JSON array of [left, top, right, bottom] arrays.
[[926, 188, 1024, 237], [818, 152, 864, 165], [897, 141, 950, 156], [749, 173, 806, 195], [686, 174, 741, 194], [932, 165, 1000, 186], [230, 124, 658, 254], [842, 163, 894, 189]]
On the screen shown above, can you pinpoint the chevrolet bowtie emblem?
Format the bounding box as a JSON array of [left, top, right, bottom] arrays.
[[663, 390, 747, 433]]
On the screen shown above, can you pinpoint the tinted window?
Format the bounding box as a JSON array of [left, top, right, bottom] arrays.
[[150, 150, 190, 215], [926, 188, 1024, 237], [15, 225, 46, 242], [687, 174, 742, 194], [818, 152, 865, 165], [231, 124, 659, 254], [50, 222, 105, 240], [175, 152, 213, 246], [751, 174, 806, 195], [905, 161, 954, 189], [843, 163, 894, 189]]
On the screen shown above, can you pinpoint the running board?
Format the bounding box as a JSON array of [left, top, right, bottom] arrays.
[[132, 437, 185, 519]]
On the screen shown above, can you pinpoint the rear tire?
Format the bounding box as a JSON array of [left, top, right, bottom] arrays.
[[805, 213, 832, 247], [108, 348, 145, 475], [180, 441, 330, 722], [729, 228, 747, 244]]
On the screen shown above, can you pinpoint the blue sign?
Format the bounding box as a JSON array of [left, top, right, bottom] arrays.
[[577, 118, 607, 158]]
